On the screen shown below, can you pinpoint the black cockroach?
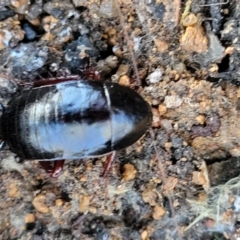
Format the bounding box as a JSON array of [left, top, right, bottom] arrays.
[[0, 77, 152, 177]]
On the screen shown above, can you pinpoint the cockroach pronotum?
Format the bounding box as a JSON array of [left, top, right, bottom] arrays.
[[0, 77, 152, 177]]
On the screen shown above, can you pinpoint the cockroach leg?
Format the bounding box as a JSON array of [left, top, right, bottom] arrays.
[[81, 69, 101, 80], [38, 161, 53, 173], [39, 160, 65, 177], [33, 69, 100, 87], [101, 151, 116, 177], [51, 160, 65, 178], [34, 76, 79, 87]]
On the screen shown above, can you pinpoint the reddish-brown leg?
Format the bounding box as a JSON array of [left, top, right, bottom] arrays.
[[38, 161, 54, 173], [101, 151, 116, 177], [39, 160, 65, 178], [33, 69, 101, 87], [81, 69, 101, 80], [51, 160, 65, 178], [33, 76, 80, 87]]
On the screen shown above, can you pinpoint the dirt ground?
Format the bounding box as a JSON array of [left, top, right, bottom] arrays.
[[0, 0, 240, 239]]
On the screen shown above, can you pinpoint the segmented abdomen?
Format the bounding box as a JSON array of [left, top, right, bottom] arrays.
[[1, 80, 112, 160]]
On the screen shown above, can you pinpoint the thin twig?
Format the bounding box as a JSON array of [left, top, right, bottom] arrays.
[[174, 0, 182, 27], [116, 0, 176, 225], [116, 0, 141, 86], [116, 0, 176, 219], [149, 128, 176, 218], [197, 0, 229, 6]]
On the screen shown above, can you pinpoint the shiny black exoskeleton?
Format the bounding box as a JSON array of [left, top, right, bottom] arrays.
[[0, 79, 151, 162]]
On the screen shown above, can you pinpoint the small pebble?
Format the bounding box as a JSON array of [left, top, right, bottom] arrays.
[[158, 104, 167, 116], [195, 115, 205, 125], [122, 163, 137, 181], [55, 199, 64, 207], [9, 183, 20, 198], [151, 108, 161, 128], [22, 22, 36, 40], [99, 0, 118, 18], [24, 214, 35, 224], [161, 119, 173, 134], [225, 46, 234, 55], [182, 13, 198, 27], [11, 0, 30, 14], [180, 15, 208, 53], [147, 68, 163, 83], [119, 75, 130, 87], [106, 27, 117, 36], [105, 55, 118, 68], [32, 194, 50, 213], [164, 95, 183, 109], [154, 38, 168, 53], [116, 64, 130, 76], [141, 230, 149, 240], [192, 171, 206, 186], [78, 194, 90, 213], [229, 148, 240, 157], [142, 188, 158, 206], [112, 45, 123, 57], [173, 62, 186, 74], [152, 205, 166, 219]]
